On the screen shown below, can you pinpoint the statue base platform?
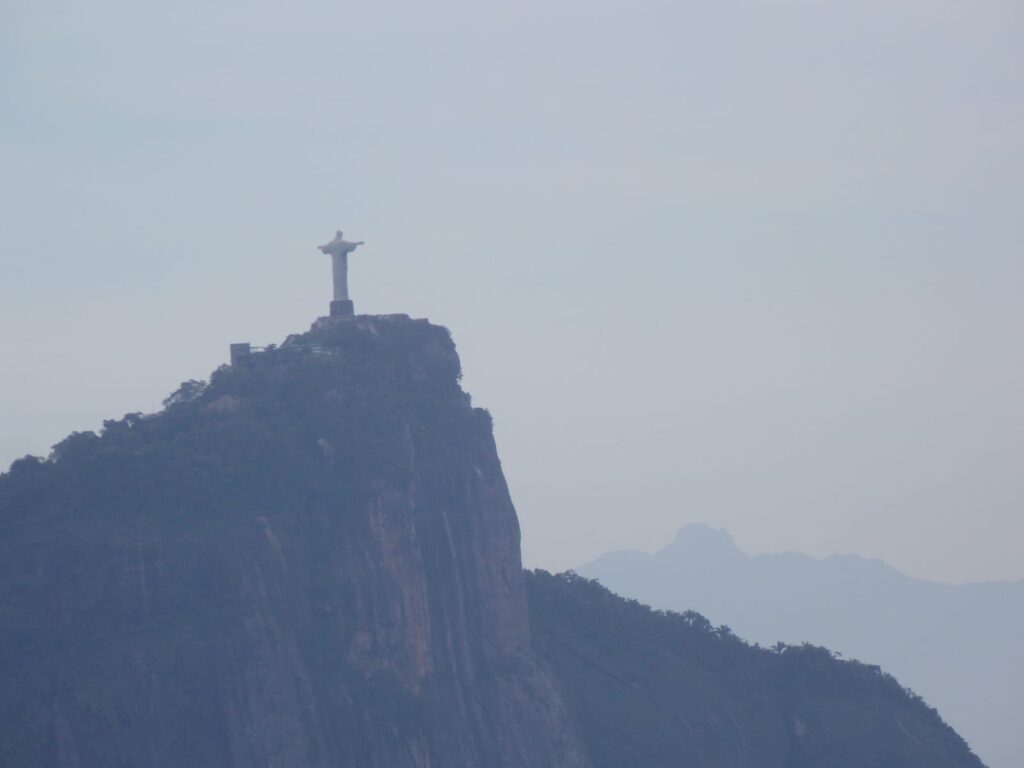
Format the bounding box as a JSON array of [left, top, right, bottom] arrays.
[[330, 300, 354, 317]]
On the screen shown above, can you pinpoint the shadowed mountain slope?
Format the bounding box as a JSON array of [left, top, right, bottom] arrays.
[[528, 570, 983, 768], [0, 315, 586, 768], [579, 524, 1022, 767], [0, 316, 988, 768]]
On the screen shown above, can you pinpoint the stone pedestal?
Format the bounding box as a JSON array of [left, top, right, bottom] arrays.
[[330, 299, 355, 317]]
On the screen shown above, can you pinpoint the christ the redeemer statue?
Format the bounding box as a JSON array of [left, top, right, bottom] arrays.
[[318, 230, 365, 316]]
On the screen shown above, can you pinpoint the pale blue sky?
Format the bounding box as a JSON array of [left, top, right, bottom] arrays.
[[2, 0, 1022, 582]]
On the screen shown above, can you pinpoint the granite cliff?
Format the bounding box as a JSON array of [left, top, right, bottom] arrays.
[[0, 315, 985, 767], [0, 316, 586, 767]]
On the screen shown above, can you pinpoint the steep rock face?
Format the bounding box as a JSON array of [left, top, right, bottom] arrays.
[[0, 316, 587, 768], [0, 314, 989, 768], [527, 571, 984, 768]]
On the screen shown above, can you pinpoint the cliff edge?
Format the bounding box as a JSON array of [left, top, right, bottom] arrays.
[[0, 315, 587, 768], [0, 314, 985, 768]]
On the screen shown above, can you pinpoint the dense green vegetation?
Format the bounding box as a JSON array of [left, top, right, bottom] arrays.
[[2, 317, 475, 532], [527, 570, 983, 768]]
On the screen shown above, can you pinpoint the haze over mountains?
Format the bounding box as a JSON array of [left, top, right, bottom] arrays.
[[0, 315, 985, 767], [4, 0, 1023, 590], [580, 524, 1023, 768]]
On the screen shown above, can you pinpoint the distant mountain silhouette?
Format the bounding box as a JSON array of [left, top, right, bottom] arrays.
[[579, 524, 1024, 768]]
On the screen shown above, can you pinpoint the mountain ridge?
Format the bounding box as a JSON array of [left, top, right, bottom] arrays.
[[580, 523, 1022, 767], [0, 315, 987, 767]]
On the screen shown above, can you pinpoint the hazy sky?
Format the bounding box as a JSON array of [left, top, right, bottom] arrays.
[[2, 0, 1022, 583]]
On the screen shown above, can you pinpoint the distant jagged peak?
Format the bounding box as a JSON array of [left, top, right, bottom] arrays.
[[658, 525, 904, 580], [660, 523, 742, 558]]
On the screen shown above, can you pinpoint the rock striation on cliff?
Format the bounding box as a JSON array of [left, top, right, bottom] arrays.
[[0, 315, 587, 768], [0, 314, 986, 768]]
